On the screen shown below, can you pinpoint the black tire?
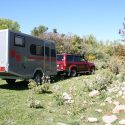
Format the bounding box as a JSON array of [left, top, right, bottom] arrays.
[[70, 68, 77, 77], [90, 67, 95, 74], [6, 79, 16, 84], [34, 71, 43, 85], [23, 80, 29, 84]]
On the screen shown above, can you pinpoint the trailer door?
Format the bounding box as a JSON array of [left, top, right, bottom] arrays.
[[44, 43, 51, 75]]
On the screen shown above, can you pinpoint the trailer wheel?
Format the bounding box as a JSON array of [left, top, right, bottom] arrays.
[[34, 71, 43, 85], [6, 79, 16, 84]]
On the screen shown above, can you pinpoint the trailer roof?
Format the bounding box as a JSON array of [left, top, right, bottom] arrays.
[[0, 29, 55, 44]]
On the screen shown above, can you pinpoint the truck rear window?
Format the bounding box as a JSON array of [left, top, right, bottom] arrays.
[[57, 55, 64, 61]]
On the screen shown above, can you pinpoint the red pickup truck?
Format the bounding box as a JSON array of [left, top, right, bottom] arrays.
[[57, 54, 95, 76]]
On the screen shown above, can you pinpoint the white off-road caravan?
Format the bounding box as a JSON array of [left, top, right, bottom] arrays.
[[0, 29, 57, 84]]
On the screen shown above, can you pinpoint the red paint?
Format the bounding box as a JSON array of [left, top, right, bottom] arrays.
[[10, 49, 56, 62], [16, 54, 21, 62], [51, 57, 56, 61], [10, 49, 16, 58], [28, 56, 44, 60], [28, 56, 56, 61], [10, 49, 22, 62]]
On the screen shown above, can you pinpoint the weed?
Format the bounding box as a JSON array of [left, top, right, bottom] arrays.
[[27, 97, 43, 109], [92, 70, 113, 91], [53, 93, 64, 106], [34, 83, 50, 94]]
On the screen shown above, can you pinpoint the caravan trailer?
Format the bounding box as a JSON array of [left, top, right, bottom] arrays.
[[0, 29, 57, 84]]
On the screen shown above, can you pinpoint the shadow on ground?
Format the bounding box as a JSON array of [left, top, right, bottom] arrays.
[[0, 75, 75, 90], [51, 75, 70, 83], [0, 81, 29, 90]]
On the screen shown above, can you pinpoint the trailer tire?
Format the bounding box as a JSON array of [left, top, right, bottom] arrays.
[[34, 71, 43, 85], [6, 79, 16, 84]]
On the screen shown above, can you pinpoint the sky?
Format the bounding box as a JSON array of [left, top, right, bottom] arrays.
[[0, 0, 125, 41]]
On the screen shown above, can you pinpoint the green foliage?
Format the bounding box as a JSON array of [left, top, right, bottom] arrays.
[[108, 57, 120, 75], [28, 81, 37, 89], [119, 17, 125, 41], [114, 45, 125, 57], [31, 24, 121, 61], [0, 18, 20, 31], [27, 97, 43, 109], [69, 120, 80, 125], [53, 93, 64, 106], [28, 81, 51, 94], [31, 25, 48, 36], [103, 45, 114, 56], [70, 35, 82, 53], [53, 28, 57, 33], [34, 83, 50, 94], [82, 70, 113, 92], [92, 70, 113, 91], [94, 60, 108, 70], [115, 73, 125, 82]]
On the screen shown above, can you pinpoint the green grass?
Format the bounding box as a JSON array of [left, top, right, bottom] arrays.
[[0, 71, 124, 125]]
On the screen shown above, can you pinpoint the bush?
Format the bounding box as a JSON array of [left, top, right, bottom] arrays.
[[92, 70, 113, 91], [28, 81, 37, 89], [115, 73, 125, 83], [108, 57, 120, 75], [108, 56, 125, 75], [27, 98, 43, 109], [82, 79, 93, 92], [34, 83, 50, 94], [53, 93, 64, 106], [28, 82, 51, 94], [94, 60, 108, 70]]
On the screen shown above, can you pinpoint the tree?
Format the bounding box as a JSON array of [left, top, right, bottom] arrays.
[[53, 28, 57, 33], [0, 18, 20, 31], [70, 35, 82, 53], [119, 17, 125, 42], [31, 25, 48, 37]]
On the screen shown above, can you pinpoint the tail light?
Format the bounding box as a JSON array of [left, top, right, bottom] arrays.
[[0, 67, 5, 72]]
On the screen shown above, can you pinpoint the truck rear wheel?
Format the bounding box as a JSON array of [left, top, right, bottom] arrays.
[[90, 67, 95, 74], [6, 79, 16, 84], [70, 68, 77, 77], [34, 71, 43, 85]]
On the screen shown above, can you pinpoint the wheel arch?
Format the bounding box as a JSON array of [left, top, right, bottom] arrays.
[[69, 65, 77, 71], [33, 68, 43, 78]]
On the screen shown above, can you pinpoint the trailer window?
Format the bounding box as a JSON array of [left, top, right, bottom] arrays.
[[36, 45, 41, 55], [51, 49, 56, 57], [30, 44, 36, 55], [41, 46, 44, 56], [14, 35, 25, 47], [45, 47, 50, 57]]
